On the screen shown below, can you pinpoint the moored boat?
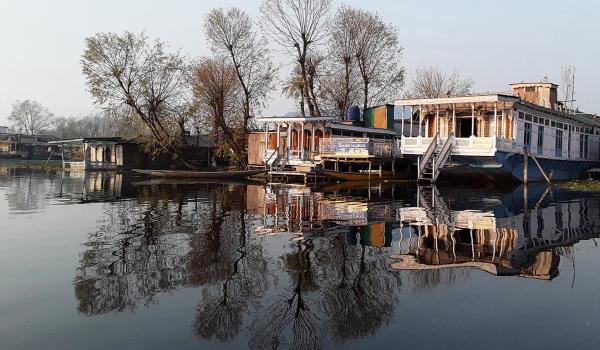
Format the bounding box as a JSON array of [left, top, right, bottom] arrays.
[[132, 169, 267, 179]]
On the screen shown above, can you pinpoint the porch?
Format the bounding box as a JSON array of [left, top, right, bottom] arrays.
[[396, 95, 519, 157]]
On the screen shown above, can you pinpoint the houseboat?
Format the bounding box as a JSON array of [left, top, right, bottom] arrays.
[[249, 106, 413, 182], [395, 82, 600, 182]]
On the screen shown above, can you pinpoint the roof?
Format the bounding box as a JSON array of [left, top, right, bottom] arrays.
[[509, 82, 558, 88], [48, 137, 128, 144], [394, 93, 519, 106], [257, 115, 335, 123]]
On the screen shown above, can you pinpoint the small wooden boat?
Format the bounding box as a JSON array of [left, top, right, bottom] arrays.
[[324, 169, 397, 181], [132, 169, 267, 179]]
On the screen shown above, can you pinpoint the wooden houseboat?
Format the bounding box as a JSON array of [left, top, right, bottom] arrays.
[[249, 106, 412, 181], [395, 82, 600, 182]]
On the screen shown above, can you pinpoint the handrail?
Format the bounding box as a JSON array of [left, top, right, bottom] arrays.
[[418, 131, 439, 175], [432, 133, 455, 182], [264, 149, 279, 169], [272, 147, 289, 171]]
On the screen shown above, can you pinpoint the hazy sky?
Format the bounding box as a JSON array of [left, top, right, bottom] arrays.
[[1, 0, 599, 127]]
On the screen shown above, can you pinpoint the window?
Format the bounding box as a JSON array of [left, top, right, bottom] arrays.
[[525, 114, 532, 122], [518, 112, 525, 119], [555, 129, 563, 157], [537, 126, 544, 155], [584, 134, 589, 159], [524, 122, 532, 147], [525, 86, 536, 92], [579, 134, 585, 159], [533, 116, 538, 123]]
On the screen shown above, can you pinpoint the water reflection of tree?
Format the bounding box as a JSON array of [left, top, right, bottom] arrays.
[[192, 193, 271, 342], [249, 233, 402, 349], [73, 185, 271, 319]]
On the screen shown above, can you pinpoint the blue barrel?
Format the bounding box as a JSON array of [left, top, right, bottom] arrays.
[[344, 106, 361, 122]]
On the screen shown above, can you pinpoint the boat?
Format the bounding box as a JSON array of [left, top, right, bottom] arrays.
[[324, 169, 397, 181], [132, 169, 267, 179], [396, 81, 600, 182]]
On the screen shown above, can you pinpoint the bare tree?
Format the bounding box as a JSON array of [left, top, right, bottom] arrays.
[[259, 0, 333, 117], [192, 58, 246, 167], [320, 6, 362, 119], [8, 100, 54, 135], [560, 65, 576, 111], [408, 65, 473, 98], [204, 7, 276, 161], [352, 9, 405, 111], [81, 31, 198, 169]]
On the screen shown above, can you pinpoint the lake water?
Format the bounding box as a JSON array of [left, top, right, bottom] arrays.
[[1, 169, 599, 349]]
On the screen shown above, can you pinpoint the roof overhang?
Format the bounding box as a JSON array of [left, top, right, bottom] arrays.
[[394, 94, 519, 106], [256, 116, 335, 123]]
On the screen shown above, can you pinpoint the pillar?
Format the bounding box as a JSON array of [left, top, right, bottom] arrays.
[[300, 122, 305, 160], [452, 104, 456, 136], [419, 107, 423, 137], [502, 109, 506, 139], [311, 124, 315, 155], [493, 103, 498, 138], [276, 123, 280, 149], [471, 104, 475, 137], [401, 106, 405, 136], [264, 122, 269, 148], [409, 106, 414, 137]]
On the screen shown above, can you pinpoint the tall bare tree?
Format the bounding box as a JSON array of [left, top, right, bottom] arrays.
[[192, 58, 246, 167], [81, 31, 198, 169], [204, 7, 276, 162], [408, 65, 473, 98], [352, 9, 404, 111], [259, 0, 333, 117], [560, 65, 576, 111], [8, 100, 54, 135], [320, 6, 362, 119]]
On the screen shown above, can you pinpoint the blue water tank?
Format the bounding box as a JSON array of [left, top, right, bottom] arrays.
[[345, 106, 361, 122]]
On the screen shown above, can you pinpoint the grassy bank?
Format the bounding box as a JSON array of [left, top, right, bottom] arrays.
[[555, 180, 600, 192], [0, 160, 64, 171]]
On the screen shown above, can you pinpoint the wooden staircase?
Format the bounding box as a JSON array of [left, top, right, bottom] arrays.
[[418, 133, 455, 183]]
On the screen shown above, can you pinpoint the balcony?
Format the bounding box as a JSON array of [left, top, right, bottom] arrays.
[[401, 136, 497, 157]]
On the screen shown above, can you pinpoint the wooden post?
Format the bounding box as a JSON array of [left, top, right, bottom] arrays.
[[379, 163, 382, 179], [368, 161, 372, 181], [530, 152, 551, 184], [523, 146, 529, 184], [61, 143, 65, 170], [409, 106, 413, 137], [392, 158, 396, 179], [276, 123, 280, 149]]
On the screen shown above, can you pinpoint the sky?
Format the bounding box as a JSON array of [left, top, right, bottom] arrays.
[[1, 0, 599, 127]]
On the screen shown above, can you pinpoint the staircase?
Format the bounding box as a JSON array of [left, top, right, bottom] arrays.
[[417, 133, 455, 183], [270, 148, 290, 171]]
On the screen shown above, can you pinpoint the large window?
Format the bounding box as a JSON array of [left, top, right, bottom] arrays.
[[537, 125, 544, 155], [555, 129, 563, 158], [524, 122, 532, 147]]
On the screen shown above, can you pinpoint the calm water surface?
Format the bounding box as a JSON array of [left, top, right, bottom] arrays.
[[1, 169, 599, 349]]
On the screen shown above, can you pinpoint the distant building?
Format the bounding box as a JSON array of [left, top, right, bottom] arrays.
[[0, 126, 8, 134], [49, 136, 214, 171], [0, 132, 60, 159]]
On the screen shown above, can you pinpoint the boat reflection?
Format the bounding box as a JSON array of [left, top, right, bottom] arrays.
[[393, 185, 600, 281]]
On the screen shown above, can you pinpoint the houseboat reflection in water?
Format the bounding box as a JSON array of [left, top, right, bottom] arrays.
[[393, 185, 600, 281]]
